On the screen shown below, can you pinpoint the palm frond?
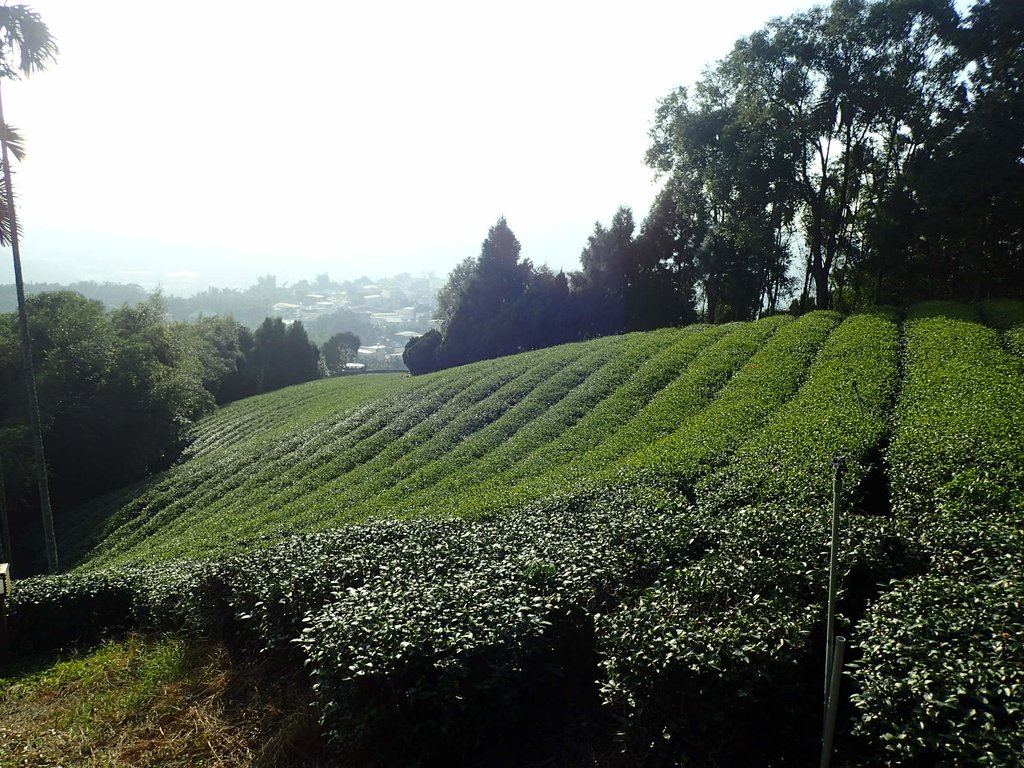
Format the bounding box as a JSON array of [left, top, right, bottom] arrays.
[[0, 168, 22, 247], [0, 4, 58, 78], [1, 121, 26, 162]]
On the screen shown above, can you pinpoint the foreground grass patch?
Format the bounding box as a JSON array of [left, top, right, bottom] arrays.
[[0, 634, 325, 767]]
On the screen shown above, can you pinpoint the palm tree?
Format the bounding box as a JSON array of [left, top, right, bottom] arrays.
[[0, 4, 58, 572]]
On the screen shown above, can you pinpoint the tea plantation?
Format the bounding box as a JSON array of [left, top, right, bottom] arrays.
[[7, 302, 1023, 766]]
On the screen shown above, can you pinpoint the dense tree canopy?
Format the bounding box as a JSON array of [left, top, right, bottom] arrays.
[[649, 0, 1022, 312], [0, 293, 325, 573], [424, 212, 695, 372], [403, 329, 442, 375], [434, 255, 476, 337], [0, 293, 214, 571], [572, 207, 637, 335], [439, 218, 537, 367], [251, 317, 321, 391], [183, 315, 257, 405]]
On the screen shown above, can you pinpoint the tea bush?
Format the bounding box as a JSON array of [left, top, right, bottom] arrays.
[[378, 326, 719, 515], [355, 334, 633, 507], [13, 306, 1024, 765], [629, 310, 841, 485], [699, 308, 899, 511], [980, 298, 1024, 357], [299, 489, 710, 762], [554, 316, 791, 490], [346, 330, 658, 518], [411, 322, 758, 518], [83, 333, 693, 566], [598, 506, 912, 766], [6, 570, 137, 654], [852, 567, 1024, 765], [850, 301, 1024, 764], [463, 316, 792, 520], [17, 485, 711, 764], [887, 302, 1024, 518]]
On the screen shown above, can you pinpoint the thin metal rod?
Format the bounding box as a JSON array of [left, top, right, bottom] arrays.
[[824, 455, 845, 708], [820, 636, 846, 768]]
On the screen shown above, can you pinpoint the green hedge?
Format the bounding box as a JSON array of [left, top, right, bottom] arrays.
[[356, 332, 638, 510], [298, 488, 708, 763], [887, 302, 1024, 518], [6, 570, 138, 652], [852, 567, 1024, 765], [83, 367, 484, 565], [81, 333, 681, 567], [980, 298, 1024, 357], [699, 308, 900, 512], [852, 480, 1024, 763], [597, 506, 912, 766], [23, 306, 1019, 764], [628, 310, 841, 486], [427, 320, 778, 518], [576, 315, 789, 482], [849, 301, 1024, 764], [368, 329, 672, 518], [12, 485, 709, 765], [146, 353, 541, 554], [421, 327, 713, 516]]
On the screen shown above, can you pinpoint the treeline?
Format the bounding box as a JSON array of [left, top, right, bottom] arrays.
[[0, 292, 341, 573], [0, 281, 150, 311], [648, 0, 1022, 314], [403, 214, 695, 373], [408, 0, 1023, 373]]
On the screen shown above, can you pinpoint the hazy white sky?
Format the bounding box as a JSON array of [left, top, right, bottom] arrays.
[[3, 0, 819, 294]]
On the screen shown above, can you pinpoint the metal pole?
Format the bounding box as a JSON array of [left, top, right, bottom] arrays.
[[0, 561, 8, 665], [824, 455, 845, 708], [820, 636, 846, 768], [851, 379, 866, 415]]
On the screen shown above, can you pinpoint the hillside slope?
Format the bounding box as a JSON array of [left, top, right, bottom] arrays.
[[13, 301, 1024, 767], [68, 312, 842, 568]]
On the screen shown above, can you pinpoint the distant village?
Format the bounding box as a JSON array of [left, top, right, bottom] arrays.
[[269, 277, 439, 370], [2, 271, 446, 371]]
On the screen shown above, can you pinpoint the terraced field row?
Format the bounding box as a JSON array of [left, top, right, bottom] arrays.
[[27, 300, 1023, 765], [852, 301, 1024, 764], [84, 309, 891, 565], [71, 306, 951, 567], [76, 314, 835, 567]]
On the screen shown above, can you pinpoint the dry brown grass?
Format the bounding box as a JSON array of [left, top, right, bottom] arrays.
[[0, 634, 332, 767]]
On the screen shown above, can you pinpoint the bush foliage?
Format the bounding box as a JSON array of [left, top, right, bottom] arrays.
[[850, 302, 1024, 764], [699, 308, 900, 511], [10, 302, 1022, 765]]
